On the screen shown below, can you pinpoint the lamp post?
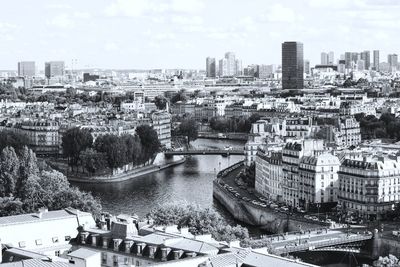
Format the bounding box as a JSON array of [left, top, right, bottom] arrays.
[[317, 203, 321, 221]]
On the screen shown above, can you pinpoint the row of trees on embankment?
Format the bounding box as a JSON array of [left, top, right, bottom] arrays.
[[61, 125, 161, 175]]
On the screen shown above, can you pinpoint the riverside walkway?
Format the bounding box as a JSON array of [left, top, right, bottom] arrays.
[[165, 149, 244, 156]]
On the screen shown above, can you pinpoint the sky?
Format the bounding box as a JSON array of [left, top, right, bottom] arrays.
[[1, 0, 399, 70]]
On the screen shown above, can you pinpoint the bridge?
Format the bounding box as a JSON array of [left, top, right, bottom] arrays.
[[165, 149, 244, 156], [258, 229, 373, 255]]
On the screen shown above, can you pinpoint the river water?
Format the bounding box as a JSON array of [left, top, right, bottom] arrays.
[[73, 139, 245, 218], [72, 138, 380, 266]]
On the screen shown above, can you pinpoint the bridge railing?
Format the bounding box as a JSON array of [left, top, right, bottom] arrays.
[[274, 234, 373, 254]]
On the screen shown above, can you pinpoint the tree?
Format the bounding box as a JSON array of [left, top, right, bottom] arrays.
[[62, 127, 93, 167], [81, 148, 107, 174], [170, 90, 187, 104], [52, 187, 102, 216], [0, 130, 29, 153], [0, 197, 24, 216], [154, 96, 168, 110], [177, 118, 198, 145], [17, 146, 39, 197], [373, 254, 400, 267], [94, 134, 127, 169], [148, 203, 249, 242], [0, 147, 19, 197], [136, 125, 160, 163]]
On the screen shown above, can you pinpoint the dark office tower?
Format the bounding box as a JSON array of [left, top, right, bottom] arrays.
[[373, 50, 380, 71], [360, 50, 371, 70], [45, 61, 65, 78], [282, 41, 304, 90], [18, 61, 35, 77], [206, 57, 216, 78]]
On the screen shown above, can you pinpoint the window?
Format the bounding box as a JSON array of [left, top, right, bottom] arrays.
[[55, 251, 60, 257], [19, 241, 26, 248], [69, 260, 75, 264], [65, 236, 71, 241], [35, 239, 42, 246], [52, 237, 59, 243]]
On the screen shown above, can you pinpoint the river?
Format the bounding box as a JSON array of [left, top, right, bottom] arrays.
[[73, 138, 245, 218], [72, 138, 380, 266]]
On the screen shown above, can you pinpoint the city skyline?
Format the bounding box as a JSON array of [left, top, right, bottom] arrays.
[[1, 0, 400, 70]]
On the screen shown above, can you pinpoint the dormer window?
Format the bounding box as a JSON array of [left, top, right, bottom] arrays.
[[19, 241, 26, 248], [35, 239, 42, 246]]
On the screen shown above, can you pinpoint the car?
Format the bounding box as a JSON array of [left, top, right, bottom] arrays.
[[251, 200, 258, 205], [270, 204, 278, 208], [280, 207, 289, 212], [260, 203, 267, 208]]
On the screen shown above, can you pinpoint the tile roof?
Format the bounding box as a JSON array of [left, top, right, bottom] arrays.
[[68, 248, 99, 259], [0, 210, 75, 227]]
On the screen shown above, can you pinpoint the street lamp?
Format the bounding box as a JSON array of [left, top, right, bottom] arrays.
[[316, 203, 321, 221]]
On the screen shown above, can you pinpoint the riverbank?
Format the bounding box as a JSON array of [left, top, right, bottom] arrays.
[[198, 132, 248, 141], [66, 155, 186, 184], [213, 162, 327, 233]]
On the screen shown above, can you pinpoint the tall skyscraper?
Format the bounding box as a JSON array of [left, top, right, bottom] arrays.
[[224, 52, 236, 76], [206, 57, 216, 78], [18, 61, 35, 77], [235, 59, 242, 75], [388, 54, 398, 72], [373, 50, 380, 71], [45, 61, 65, 78], [360, 50, 370, 70], [321, 52, 328, 65], [304, 60, 310, 75], [328, 51, 334, 65], [282, 41, 304, 90], [218, 58, 227, 77]]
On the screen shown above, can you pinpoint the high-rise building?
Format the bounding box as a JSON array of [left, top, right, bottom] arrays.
[[388, 54, 398, 72], [235, 59, 242, 76], [45, 61, 65, 78], [206, 57, 216, 78], [345, 52, 360, 70], [360, 50, 370, 70], [17, 61, 35, 77], [304, 60, 310, 75], [218, 58, 227, 77], [328, 51, 334, 65], [282, 41, 304, 90], [357, 59, 365, 71], [224, 52, 236, 76], [321, 52, 328, 65], [373, 50, 380, 71], [338, 60, 346, 74]]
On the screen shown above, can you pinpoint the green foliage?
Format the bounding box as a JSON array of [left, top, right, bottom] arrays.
[[80, 148, 107, 174], [0, 129, 29, 153], [373, 254, 400, 267], [209, 114, 260, 133], [357, 113, 400, 140], [148, 203, 249, 242], [154, 96, 168, 110], [94, 134, 145, 169], [136, 125, 160, 162], [176, 117, 198, 144], [170, 90, 187, 104], [0, 197, 24, 216], [62, 127, 93, 167], [0, 146, 102, 217], [0, 147, 19, 196]]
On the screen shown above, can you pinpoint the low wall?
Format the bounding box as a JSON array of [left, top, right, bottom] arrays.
[[68, 156, 185, 184], [213, 182, 326, 233]]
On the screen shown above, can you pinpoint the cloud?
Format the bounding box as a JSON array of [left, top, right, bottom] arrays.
[[260, 4, 303, 23], [171, 0, 205, 13], [45, 3, 72, 9], [74, 12, 92, 19], [47, 14, 75, 29], [171, 15, 203, 25], [104, 42, 119, 51], [105, 0, 168, 17]]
